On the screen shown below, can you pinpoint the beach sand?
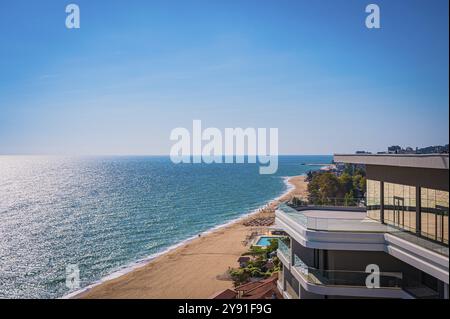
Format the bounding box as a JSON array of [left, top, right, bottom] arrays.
[[77, 175, 308, 299]]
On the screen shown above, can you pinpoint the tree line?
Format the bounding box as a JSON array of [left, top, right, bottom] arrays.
[[305, 165, 366, 206]]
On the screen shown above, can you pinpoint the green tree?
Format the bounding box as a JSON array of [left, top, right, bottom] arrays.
[[307, 172, 341, 205], [344, 191, 356, 206], [229, 268, 251, 286], [266, 239, 278, 254], [307, 168, 367, 206], [339, 173, 353, 195], [351, 174, 366, 198]]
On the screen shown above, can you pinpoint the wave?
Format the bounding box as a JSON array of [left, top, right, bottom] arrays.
[[62, 174, 300, 299]]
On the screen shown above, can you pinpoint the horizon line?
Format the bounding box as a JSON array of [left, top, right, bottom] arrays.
[[0, 153, 335, 157]]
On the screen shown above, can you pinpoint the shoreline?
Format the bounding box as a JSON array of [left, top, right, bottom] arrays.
[[70, 175, 309, 299]]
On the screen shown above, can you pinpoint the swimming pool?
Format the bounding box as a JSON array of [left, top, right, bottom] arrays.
[[255, 236, 278, 247]]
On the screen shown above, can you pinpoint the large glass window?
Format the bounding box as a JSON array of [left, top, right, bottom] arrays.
[[384, 182, 416, 232], [367, 179, 381, 221], [421, 188, 449, 245]]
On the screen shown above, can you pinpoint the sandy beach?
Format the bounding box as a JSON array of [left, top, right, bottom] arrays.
[[77, 175, 308, 299]]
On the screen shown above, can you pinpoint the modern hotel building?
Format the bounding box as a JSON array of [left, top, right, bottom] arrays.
[[276, 154, 449, 299]]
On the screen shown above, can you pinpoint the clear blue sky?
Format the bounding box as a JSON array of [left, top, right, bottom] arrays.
[[0, 0, 448, 155]]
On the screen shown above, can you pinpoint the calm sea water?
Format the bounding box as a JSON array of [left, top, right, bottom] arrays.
[[0, 155, 331, 298]]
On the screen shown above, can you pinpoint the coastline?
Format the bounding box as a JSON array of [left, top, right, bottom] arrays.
[[71, 175, 308, 299]]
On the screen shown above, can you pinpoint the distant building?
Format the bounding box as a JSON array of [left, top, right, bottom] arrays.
[[416, 145, 449, 154], [388, 145, 402, 154], [385, 144, 449, 155]]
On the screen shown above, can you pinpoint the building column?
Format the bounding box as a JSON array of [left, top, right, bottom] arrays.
[[416, 186, 421, 236], [289, 237, 294, 266], [380, 181, 385, 224]]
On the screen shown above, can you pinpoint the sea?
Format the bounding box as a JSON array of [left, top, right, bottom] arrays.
[[0, 155, 331, 298]]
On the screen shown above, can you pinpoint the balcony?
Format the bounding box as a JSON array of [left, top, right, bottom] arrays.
[[278, 203, 388, 233], [293, 254, 402, 289], [277, 237, 291, 265], [277, 203, 449, 257], [275, 232, 444, 298], [292, 254, 440, 299]]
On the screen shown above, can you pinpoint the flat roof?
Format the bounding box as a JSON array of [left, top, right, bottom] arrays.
[[334, 154, 449, 170]]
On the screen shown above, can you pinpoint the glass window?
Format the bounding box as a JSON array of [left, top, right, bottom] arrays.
[[367, 179, 381, 221], [383, 182, 416, 232], [421, 188, 449, 245]]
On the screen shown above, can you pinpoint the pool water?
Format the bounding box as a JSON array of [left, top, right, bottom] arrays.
[[255, 236, 278, 247]]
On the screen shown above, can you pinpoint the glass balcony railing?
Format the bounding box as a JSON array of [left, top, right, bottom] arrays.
[[293, 254, 403, 289], [292, 254, 442, 297], [278, 203, 389, 233], [291, 197, 366, 208], [277, 238, 291, 263], [402, 276, 441, 299], [285, 279, 299, 299]]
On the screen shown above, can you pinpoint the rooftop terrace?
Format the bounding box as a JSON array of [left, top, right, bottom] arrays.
[[278, 203, 389, 233]]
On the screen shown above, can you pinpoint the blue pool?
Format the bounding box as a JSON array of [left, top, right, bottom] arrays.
[[255, 236, 278, 247]]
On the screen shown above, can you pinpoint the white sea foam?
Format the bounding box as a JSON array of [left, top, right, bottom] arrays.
[[62, 175, 302, 299]]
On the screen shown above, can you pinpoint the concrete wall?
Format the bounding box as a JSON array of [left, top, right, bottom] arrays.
[[299, 285, 325, 299], [366, 165, 449, 191]]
